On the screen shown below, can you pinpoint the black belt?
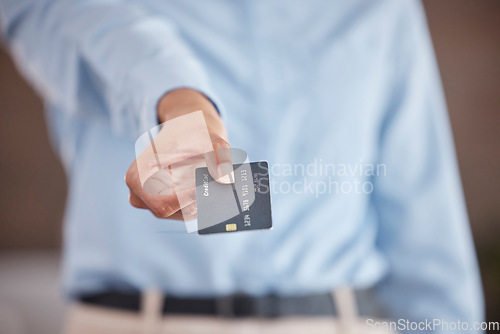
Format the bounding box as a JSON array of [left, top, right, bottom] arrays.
[[79, 291, 338, 318]]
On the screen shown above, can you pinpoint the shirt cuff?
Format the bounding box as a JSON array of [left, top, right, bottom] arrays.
[[116, 50, 223, 137]]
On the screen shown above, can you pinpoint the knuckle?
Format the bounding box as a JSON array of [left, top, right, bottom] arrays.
[[151, 201, 176, 218], [211, 136, 229, 148], [125, 174, 133, 189], [128, 195, 145, 209], [130, 199, 142, 209], [152, 211, 163, 219]]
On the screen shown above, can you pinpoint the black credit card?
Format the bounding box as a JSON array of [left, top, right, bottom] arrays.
[[195, 161, 272, 235]]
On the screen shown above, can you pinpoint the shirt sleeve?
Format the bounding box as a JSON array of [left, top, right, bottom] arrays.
[[371, 1, 484, 332], [0, 0, 221, 137]]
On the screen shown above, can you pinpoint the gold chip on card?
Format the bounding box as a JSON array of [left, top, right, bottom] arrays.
[[226, 223, 237, 232]]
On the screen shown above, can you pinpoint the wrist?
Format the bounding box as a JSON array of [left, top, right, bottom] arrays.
[[157, 88, 219, 124]]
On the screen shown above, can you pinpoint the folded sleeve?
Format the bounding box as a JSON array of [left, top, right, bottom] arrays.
[[372, 1, 484, 332], [0, 0, 220, 137]]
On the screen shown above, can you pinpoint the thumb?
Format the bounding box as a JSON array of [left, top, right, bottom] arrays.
[[205, 136, 234, 184]]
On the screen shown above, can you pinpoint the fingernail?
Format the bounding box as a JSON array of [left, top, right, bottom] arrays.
[[217, 162, 234, 184]]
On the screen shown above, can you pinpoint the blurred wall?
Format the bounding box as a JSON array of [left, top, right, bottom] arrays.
[[423, 0, 500, 243], [0, 0, 499, 320], [0, 51, 66, 249], [422, 1, 500, 322]]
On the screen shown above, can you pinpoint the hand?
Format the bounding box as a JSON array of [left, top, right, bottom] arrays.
[[125, 88, 233, 220]]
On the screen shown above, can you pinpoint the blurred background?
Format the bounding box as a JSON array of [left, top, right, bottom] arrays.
[[0, 1, 499, 333]]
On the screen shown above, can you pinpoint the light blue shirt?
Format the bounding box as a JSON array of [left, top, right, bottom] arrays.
[[0, 0, 483, 331]]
